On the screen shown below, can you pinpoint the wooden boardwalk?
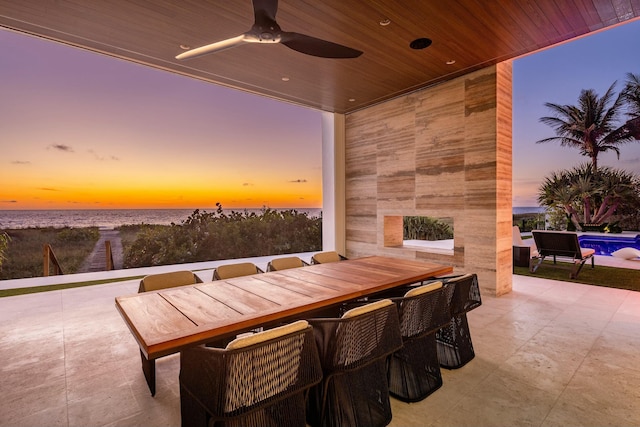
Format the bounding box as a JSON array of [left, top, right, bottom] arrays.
[[78, 229, 124, 273]]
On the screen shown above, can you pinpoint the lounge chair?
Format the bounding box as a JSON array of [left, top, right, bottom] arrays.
[[530, 230, 595, 279], [512, 226, 539, 267]]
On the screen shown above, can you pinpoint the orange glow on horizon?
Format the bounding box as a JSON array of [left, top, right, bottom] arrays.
[[2, 29, 323, 213]]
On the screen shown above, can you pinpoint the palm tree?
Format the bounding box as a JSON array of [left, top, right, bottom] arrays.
[[619, 72, 640, 139], [537, 82, 634, 171], [537, 164, 640, 229]]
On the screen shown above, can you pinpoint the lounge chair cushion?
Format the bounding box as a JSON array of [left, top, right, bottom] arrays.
[[513, 226, 539, 257], [611, 247, 640, 260]]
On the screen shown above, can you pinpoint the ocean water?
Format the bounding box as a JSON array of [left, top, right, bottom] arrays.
[[0, 208, 322, 229], [513, 206, 546, 215]]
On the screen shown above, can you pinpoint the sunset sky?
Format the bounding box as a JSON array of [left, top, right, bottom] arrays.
[[1, 28, 322, 210], [2, 18, 640, 211], [512, 18, 640, 206]]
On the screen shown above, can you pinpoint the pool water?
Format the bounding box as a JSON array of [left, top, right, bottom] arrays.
[[578, 234, 640, 256]]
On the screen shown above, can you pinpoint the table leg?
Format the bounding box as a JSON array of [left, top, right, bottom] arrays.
[[140, 350, 156, 396]]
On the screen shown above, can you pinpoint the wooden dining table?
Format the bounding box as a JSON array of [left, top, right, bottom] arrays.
[[115, 255, 453, 395]]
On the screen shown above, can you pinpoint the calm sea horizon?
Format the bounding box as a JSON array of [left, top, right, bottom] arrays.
[[513, 206, 546, 215], [0, 208, 322, 229]]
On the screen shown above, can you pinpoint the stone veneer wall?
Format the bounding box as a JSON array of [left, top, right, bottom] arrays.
[[343, 63, 513, 296]]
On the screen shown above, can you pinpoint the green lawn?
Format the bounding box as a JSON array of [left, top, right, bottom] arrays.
[[514, 261, 640, 292]]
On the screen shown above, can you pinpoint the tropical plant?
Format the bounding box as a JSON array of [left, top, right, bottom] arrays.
[[122, 204, 322, 268], [537, 163, 640, 229], [403, 216, 453, 240], [619, 72, 640, 139], [537, 82, 634, 171]]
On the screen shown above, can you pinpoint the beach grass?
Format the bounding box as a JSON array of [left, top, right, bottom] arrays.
[[0, 227, 99, 281], [514, 261, 640, 291]]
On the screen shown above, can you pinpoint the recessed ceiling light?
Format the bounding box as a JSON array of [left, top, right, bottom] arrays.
[[179, 44, 191, 50], [348, 98, 356, 102], [379, 18, 391, 26], [282, 77, 290, 81], [446, 59, 456, 65], [409, 38, 432, 50]]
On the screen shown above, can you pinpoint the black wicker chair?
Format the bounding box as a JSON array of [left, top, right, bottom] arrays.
[[179, 320, 322, 427], [387, 281, 453, 402], [306, 299, 402, 427], [436, 273, 482, 369]]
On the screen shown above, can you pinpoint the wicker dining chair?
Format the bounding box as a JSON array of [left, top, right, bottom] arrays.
[[266, 256, 309, 271], [306, 299, 402, 427], [436, 273, 482, 369], [180, 320, 322, 427], [138, 270, 202, 293], [387, 281, 453, 402], [137, 270, 204, 395], [311, 251, 348, 264], [213, 262, 264, 280]]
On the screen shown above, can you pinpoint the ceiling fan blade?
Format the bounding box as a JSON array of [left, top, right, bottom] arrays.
[[176, 34, 247, 60], [281, 32, 362, 58], [252, 0, 278, 23]]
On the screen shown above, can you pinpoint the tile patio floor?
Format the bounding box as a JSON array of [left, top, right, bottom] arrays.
[[2, 259, 640, 426]]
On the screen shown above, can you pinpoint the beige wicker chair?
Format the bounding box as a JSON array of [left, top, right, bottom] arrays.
[[213, 262, 264, 280], [267, 256, 309, 271], [180, 320, 322, 427], [138, 270, 202, 293], [306, 299, 402, 427], [137, 270, 203, 395], [311, 251, 347, 264]]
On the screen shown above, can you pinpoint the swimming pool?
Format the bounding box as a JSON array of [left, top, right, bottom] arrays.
[[578, 234, 640, 256]]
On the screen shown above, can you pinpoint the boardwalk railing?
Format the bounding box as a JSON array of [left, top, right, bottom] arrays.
[[106, 240, 114, 271], [43, 244, 63, 276]]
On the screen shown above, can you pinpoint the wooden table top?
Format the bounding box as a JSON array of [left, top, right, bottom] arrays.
[[115, 256, 453, 359]]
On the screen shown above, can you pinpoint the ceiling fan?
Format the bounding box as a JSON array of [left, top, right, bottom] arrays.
[[175, 0, 363, 60]]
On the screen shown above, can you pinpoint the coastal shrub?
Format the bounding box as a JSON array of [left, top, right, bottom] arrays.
[[403, 216, 453, 241], [0, 227, 99, 280], [121, 205, 322, 268]]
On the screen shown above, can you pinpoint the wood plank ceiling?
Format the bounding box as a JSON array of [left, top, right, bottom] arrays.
[[1, 0, 639, 114]]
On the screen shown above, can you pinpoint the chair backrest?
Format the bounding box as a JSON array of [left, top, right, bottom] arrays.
[[213, 262, 262, 280], [399, 281, 449, 338], [311, 251, 345, 264], [138, 270, 200, 293], [180, 320, 322, 415], [268, 256, 306, 271], [532, 230, 583, 259], [443, 273, 481, 316], [310, 299, 401, 370]]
